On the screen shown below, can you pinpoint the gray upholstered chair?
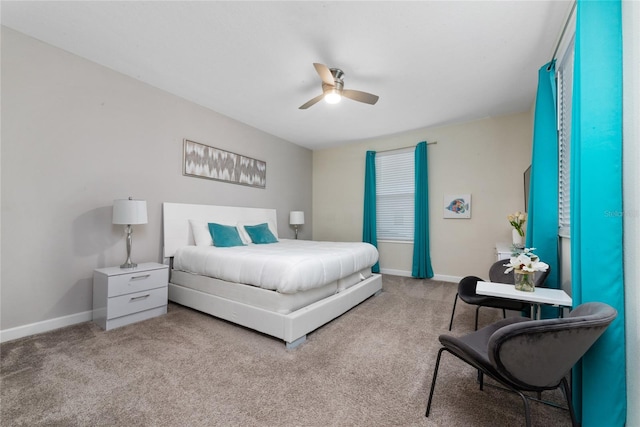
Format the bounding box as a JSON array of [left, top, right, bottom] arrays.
[[448, 259, 551, 331], [427, 302, 617, 427]]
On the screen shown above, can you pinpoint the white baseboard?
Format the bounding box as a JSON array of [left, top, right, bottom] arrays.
[[432, 274, 463, 283], [379, 268, 413, 277], [380, 268, 461, 284], [0, 310, 93, 343]]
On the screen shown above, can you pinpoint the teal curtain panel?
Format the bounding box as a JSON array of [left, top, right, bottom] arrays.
[[412, 141, 434, 278], [363, 151, 380, 273], [570, 0, 626, 425], [526, 60, 560, 318]]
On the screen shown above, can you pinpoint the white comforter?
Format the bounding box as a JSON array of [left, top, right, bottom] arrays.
[[172, 239, 379, 294]]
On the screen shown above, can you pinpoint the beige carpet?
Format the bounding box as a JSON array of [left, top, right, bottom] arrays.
[[1, 275, 572, 426]]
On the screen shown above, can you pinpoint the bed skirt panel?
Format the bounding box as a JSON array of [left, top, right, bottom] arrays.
[[168, 273, 382, 345]]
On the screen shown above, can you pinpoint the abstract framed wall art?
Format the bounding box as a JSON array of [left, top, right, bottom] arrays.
[[443, 194, 471, 219], [183, 139, 266, 189]]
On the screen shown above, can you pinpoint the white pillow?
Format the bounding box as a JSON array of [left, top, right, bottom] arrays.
[[237, 221, 278, 244], [189, 219, 212, 246]]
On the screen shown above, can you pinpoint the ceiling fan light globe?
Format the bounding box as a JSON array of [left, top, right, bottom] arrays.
[[324, 92, 341, 104]]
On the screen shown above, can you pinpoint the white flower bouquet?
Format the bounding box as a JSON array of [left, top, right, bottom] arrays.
[[504, 248, 549, 273], [508, 211, 527, 237], [504, 248, 549, 292]]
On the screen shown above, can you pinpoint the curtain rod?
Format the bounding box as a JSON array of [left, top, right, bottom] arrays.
[[376, 141, 438, 153], [547, 1, 577, 71]]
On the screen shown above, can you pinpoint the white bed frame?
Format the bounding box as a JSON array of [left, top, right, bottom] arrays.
[[162, 202, 382, 348]]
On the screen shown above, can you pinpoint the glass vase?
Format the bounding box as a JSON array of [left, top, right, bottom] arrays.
[[512, 229, 525, 249], [514, 269, 535, 292]]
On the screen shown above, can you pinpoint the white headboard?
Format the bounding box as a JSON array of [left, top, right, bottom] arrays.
[[162, 202, 278, 258]]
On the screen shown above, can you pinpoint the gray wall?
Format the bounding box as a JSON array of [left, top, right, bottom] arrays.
[[1, 27, 312, 330]]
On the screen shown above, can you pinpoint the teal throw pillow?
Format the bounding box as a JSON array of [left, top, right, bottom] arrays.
[[208, 223, 245, 247], [243, 223, 278, 244]]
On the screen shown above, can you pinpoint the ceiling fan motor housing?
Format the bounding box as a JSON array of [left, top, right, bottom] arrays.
[[323, 81, 343, 93], [330, 68, 345, 81], [324, 68, 344, 95]]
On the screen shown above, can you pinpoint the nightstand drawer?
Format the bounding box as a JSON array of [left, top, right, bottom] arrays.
[[107, 268, 168, 297], [107, 286, 168, 319]]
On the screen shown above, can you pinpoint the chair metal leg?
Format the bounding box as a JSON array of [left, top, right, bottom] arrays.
[[475, 306, 481, 331], [515, 389, 532, 427], [561, 377, 578, 427], [425, 347, 446, 417], [448, 293, 459, 331]]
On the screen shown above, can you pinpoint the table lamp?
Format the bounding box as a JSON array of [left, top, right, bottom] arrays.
[[289, 211, 305, 239], [113, 197, 148, 268]]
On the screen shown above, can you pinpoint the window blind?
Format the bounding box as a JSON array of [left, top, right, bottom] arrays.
[[375, 149, 414, 241], [557, 38, 574, 233]]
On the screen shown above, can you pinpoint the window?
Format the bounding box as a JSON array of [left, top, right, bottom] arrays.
[[557, 36, 575, 236], [375, 149, 414, 241]]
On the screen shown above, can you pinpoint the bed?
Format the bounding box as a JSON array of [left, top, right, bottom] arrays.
[[162, 202, 382, 348]]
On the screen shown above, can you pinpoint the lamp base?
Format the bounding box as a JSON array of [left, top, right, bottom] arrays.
[[120, 224, 137, 269]]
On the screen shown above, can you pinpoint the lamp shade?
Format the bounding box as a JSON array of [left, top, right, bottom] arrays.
[[113, 198, 148, 225], [289, 211, 305, 225]]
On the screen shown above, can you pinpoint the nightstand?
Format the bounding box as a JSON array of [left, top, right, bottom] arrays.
[[93, 262, 169, 331]]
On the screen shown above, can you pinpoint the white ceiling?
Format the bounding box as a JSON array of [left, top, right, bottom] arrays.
[[1, 1, 572, 150]]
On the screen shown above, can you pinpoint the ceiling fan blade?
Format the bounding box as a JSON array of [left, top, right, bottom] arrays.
[[342, 89, 379, 105], [299, 93, 325, 110], [313, 63, 335, 86]]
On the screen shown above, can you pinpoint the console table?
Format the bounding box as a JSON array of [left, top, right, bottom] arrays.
[[495, 243, 513, 261]]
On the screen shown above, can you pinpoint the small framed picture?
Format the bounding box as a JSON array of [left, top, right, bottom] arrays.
[[443, 194, 471, 219]]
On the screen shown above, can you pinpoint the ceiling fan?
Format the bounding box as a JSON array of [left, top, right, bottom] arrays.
[[299, 63, 379, 109]]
